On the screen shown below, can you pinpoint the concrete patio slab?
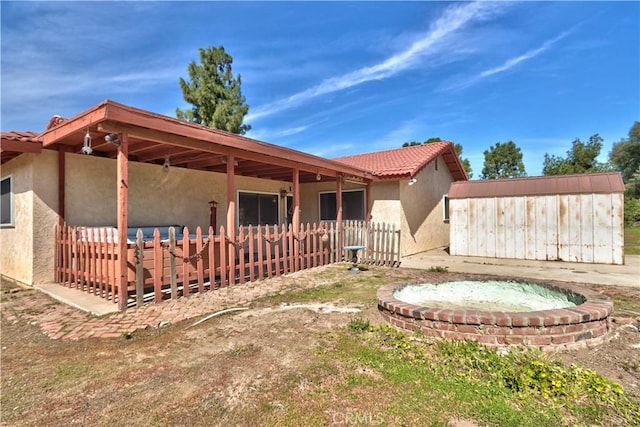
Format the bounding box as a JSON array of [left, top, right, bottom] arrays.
[[34, 283, 119, 316], [400, 249, 640, 288]]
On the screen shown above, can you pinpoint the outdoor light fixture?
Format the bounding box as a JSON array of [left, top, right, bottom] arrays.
[[316, 173, 322, 181], [163, 156, 170, 172], [408, 178, 417, 186], [81, 129, 93, 155], [104, 133, 121, 146]]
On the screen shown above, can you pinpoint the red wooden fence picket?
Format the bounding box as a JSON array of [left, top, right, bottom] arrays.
[[54, 220, 400, 310]]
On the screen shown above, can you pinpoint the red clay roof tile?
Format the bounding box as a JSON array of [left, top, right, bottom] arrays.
[[334, 142, 467, 181], [1, 131, 42, 164]]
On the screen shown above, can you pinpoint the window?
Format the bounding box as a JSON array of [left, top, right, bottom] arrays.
[[319, 190, 365, 221], [1, 176, 13, 227], [238, 191, 279, 226], [443, 195, 450, 223]]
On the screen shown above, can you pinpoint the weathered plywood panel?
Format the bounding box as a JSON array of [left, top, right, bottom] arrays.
[[495, 197, 506, 258], [514, 197, 526, 259], [580, 194, 594, 263], [484, 198, 497, 258], [593, 194, 613, 264], [558, 195, 571, 262], [468, 198, 479, 256], [567, 194, 582, 262], [544, 195, 559, 261], [525, 196, 537, 260], [504, 197, 516, 260], [450, 199, 469, 256], [611, 194, 624, 264], [475, 198, 489, 257]]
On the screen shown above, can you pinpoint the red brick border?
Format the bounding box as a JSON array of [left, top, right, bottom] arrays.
[[377, 276, 613, 351]]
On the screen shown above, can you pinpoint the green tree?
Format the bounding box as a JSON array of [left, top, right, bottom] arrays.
[[402, 137, 473, 178], [176, 46, 251, 134], [542, 134, 610, 175], [481, 141, 526, 179], [609, 121, 640, 196], [454, 143, 473, 179]]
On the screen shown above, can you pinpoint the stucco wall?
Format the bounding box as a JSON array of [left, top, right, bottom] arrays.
[[399, 156, 453, 256], [0, 153, 35, 285], [65, 153, 289, 231], [32, 150, 60, 283], [368, 180, 401, 227]]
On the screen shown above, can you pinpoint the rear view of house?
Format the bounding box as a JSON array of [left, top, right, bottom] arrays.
[[1, 100, 470, 310]]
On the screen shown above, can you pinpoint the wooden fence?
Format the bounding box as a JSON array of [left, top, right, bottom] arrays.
[[54, 221, 401, 309]]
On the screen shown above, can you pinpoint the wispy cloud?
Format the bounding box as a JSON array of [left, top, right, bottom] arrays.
[[306, 142, 357, 159], [442, 27, 577, 92], [479, 29, 575, 79], [245, 1, 509, 122], [247, 125, 308, 142]]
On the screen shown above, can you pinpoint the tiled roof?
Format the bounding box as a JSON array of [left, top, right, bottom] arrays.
[[1, 131, 40, 143], [1, 131, 42, 164], [334, 142, 468, 181], [448, 172, 625, 199]]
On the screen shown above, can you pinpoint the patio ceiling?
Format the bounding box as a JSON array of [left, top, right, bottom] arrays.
[[38, 100, 371, 184]]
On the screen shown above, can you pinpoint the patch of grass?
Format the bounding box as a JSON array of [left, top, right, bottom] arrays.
[[254, 266, 391, 307], [267, 325, 640, 426], [625, 227, 640, 255], [611, 293, 640, 316], [427, 265, 449, 273]]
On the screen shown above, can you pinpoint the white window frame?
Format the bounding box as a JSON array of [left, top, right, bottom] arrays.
[[237, 190, 281, 227], [442, 194, 450, 223], [319, 189, 365, 221], [1, 175, 14, 227]]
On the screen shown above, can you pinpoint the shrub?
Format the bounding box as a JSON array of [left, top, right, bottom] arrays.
[[624, 197, 640, 227]]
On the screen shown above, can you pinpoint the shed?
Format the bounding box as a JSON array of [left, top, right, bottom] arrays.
[[448, 172, 625, 265]]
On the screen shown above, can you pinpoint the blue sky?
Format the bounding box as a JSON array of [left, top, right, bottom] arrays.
[[1, 1, 638, 177]]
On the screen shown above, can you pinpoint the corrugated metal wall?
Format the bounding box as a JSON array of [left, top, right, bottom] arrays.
[[450, 193, 624, 265]]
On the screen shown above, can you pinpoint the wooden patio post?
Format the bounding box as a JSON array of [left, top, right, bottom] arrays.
[[336, 175, 343, 257], [57, 146, 67, 225], [365, 183, 371, 222], [117, 133, 129, 311], [226, 155, 236, 282], [292, 168, 300, 271]]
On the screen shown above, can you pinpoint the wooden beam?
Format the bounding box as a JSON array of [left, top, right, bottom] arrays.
[[57, 147, 68, 224], [117, 133, 129, 311], [185, 156, 227, 169], [292, 168, 300, 271], [365, 183, 371, 222], [226, 155, 236, 282], [97, 121, 369, 179], [133, 146, 197, 162], [40, 104, 108, 146], [336, 176, 343, 250], [0, 140, 42, 154]]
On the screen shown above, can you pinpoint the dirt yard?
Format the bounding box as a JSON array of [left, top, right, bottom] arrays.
[[1, 266, 639, 426]]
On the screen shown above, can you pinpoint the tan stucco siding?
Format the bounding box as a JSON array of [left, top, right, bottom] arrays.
[[65, 154, 289, 231], [0, 154, 35, 285], [399, 156, 453, 256], [65, 153, 116, 226], [368, 181, 401, 227], [32, 150, 60, 284]]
